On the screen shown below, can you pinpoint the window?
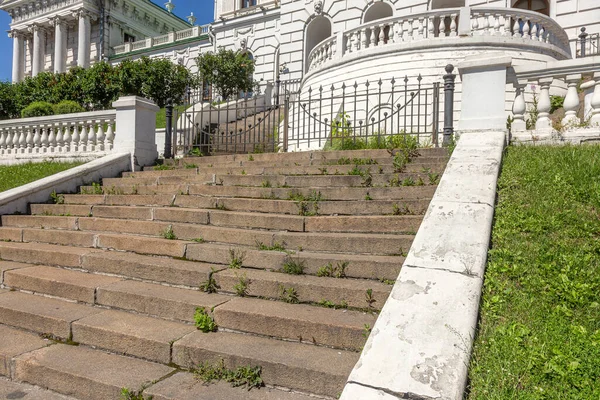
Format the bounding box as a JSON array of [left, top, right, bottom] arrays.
[[124, 33, 136, 43], [241, 0, 257, 9], [512, 0, 550, 16]]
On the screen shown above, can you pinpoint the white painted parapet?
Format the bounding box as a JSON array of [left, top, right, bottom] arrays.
[[340, 131, 506, 400], [112, 24, 210, 56], [0, 110, 116, 165]]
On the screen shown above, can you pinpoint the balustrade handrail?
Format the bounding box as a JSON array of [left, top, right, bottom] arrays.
[[307, 35, 337, 69], [0, 109, 117, 129], [112, 24, 210, 56]]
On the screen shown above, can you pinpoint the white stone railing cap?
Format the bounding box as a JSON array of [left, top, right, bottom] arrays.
[[458, 55, 512, 73], [0, 109, 116, 128]]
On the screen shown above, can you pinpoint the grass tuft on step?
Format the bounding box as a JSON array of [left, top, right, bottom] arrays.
[[0, 161, 83, 193], [467, 144, 600, 400]]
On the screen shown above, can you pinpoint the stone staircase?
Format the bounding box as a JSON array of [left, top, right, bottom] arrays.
[[0, 148, 448, 400]]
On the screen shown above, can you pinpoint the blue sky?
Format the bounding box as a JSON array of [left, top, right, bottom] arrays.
[[0, 0, 214, 81]]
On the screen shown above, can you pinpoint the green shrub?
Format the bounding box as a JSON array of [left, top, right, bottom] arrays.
[[21, 101, 54, 118], [53, 100, 85, 115]]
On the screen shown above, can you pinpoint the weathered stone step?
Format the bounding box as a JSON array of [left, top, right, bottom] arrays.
[[214, 268, 391, 310], [30, 205, 423, 233], [2, 216, 414, 255], [0, 375, 76, 400], [0, 324, 51, 378], [0, 238, 402, 281], [213, 297, 376, 351], [13, 344, 174, 400], [145, 372, 316, 400], [162, 147, 449, 166], [129, 161, 446, 178], [173, 330, 358, 397]]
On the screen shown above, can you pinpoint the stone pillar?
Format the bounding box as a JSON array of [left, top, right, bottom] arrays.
[[52, 17, 68, 73], [112, 96, 159, 171], [76, 10, 91, 68], [10, 31, 24, 83], [30, 25, 46, 77], [457, 54, 512, 132]]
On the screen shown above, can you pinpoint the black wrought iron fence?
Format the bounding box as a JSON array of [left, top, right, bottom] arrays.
[[573, 27, 599, 58], [163, 67, 454, 157]]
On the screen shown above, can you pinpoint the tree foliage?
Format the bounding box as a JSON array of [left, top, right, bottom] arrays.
[[195, 48, 256, 101], [0, 57, 194, 119]]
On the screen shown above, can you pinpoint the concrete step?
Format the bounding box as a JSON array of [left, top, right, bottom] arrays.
[[173, 330, 358, 397], [13, 344, 174, 400], [0, 375, 76, 399], [0, 324, 51, 378], [145, 372, 316, 400], [0, 237, 402, 281], [213, 268, 391, 310], [30, 205, 423, 233]]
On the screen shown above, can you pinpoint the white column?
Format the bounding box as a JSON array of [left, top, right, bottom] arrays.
[[52, 17, 67, 73], [10, 31, 24, 83], [76, 10, 91, 68], [30, 25, 45, 77]]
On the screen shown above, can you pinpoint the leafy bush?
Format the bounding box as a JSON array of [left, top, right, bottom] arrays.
[[196, 48, 256, 101], [53, 100, 85, 115], [21, 101, 54, 118]]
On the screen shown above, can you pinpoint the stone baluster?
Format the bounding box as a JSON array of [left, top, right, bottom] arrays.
[[5, 130, 12, 152], [105, 121, 115, 150], [545, 30, 551, 44], [361, 28, 368, 48], [511, 82, 527, 131], [396, 20, 404, 42], [530, 21, 538, 41], [427, 16, 435, 39], [55, 122, 63, 152], [407, 19, 414, 40], [96, 119, 105, 151], [25, 126, 33, 150], [440, 15, 448, 37], [562, 74, 581, 127], [513, 17, 521, 38], [590, 73, 600, 126], [87, 120, 96, 149], [522, 18, 530, 39], [79, 121, 88, 150], [378, 23, 386, 44], [14, 129, 22, 152], [417, 18, 424, 40], [535, 78, 553, 131], [387, 22, 395, 43], [71, 121, 80, 151], [345, 33, 352, 54], [331, 39, 337, 58], [61, 122, 71, 152], [40, 124, 49, 150], [503, 14, 512, 36], [32, 126, 41, 152], [369, 27, 376, 47], [492, 13, 500, 35], [481, 13, 489, 35], [538, 25, 545, 42], [47, 124, 56, 151], [0, 129, 5, 152], [450, 14, 457, 36]]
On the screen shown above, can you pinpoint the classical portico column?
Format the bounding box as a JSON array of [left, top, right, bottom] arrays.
[[30, 25, 46, 77], [9, 30, 24, 83], [75, 10, 91, 68], [52, 17, 68, 73]]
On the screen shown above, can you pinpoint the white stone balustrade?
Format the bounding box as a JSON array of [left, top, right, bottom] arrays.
[[307, 7, 571, 74], [0, 110, 116, 160], [113, 24, 210, 56], [307, 36, 337, 72]]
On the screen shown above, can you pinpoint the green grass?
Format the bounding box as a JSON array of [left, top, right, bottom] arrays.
[[155, 105, 187, 129], [467, 145, 600, 400], [0, 161, 83, 193]]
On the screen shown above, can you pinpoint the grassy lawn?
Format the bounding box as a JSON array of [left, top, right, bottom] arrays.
[[0, 161, 83, 193], [467, 145, 600, 399]]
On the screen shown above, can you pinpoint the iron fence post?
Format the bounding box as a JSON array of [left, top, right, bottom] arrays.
[[283, 95, 289, 152], [579, 27, 588, 57], [165, 98, 173, 159], [443, 64, 455, 147]]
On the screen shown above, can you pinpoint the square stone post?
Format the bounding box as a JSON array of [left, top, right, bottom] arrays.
[[112, 96, 159, 171], [457, 55, 512, 132]]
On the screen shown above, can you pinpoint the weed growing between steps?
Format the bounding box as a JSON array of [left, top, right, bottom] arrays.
[[281, 257, 305, 275], [194, 359, 264, 390], [234, 272, 250, 296], [316, 261, 348, 278], [467, 145, 600, 400], [256, 240, 286, 252], [120, 387, 148, 400], [228, 248, 246, 268], [194, 307, 218, 332], [200, 268, 220, 293], [0, 161, 83, 193]]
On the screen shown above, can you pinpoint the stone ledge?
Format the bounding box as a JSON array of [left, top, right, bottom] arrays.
[[340, 131, 506, 400]]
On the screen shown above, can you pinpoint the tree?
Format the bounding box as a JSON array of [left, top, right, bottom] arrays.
[[139, 57, 191, 107], [81, 61, 121, 110], [195, 48, 256, 101]]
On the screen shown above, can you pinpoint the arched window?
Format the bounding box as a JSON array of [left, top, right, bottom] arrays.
[[363, 2, 394, 24], [512, 0, 549, 16], [304, 16, 332, 73]]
